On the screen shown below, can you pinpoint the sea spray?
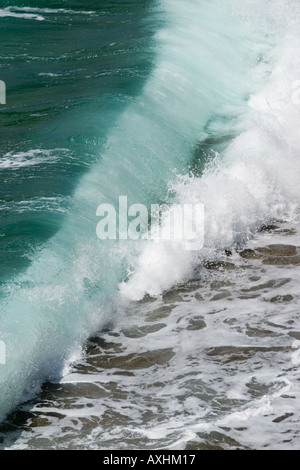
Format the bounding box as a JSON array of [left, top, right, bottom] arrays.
[[120, 1, 300, 300]]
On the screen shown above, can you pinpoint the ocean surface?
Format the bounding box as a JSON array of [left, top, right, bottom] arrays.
[[0, 0, 300, 450]]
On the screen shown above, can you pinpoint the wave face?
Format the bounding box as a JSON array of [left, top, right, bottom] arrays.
[[119, 0, 300, 299], [1, 0, 300, 422]]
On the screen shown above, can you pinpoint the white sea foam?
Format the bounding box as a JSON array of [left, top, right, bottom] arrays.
[[0, 6, 94, 21], [120, 3, 300, 300], [0, 8, 44, 21], [8, 7, 94, 15], [0, 149, 68, 169]]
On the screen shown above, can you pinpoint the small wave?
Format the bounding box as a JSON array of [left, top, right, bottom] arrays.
[[0, 8, 44, 21], [0, 6, 95, 21], [0, 149, 69, 169], [9, 6, 95, 15], [0, 197, 70, 215]]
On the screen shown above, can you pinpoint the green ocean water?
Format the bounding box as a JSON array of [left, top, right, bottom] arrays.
[[0, 0, 156, 280]]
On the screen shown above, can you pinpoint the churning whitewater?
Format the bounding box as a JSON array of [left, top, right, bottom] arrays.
[[0, 0, 300, 448]]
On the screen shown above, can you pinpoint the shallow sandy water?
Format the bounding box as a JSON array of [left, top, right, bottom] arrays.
[[1, 222, 300, 450]]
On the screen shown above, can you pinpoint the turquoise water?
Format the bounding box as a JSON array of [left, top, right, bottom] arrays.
[[0, 0, 300, 449], [0, 0, 156, 280]]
